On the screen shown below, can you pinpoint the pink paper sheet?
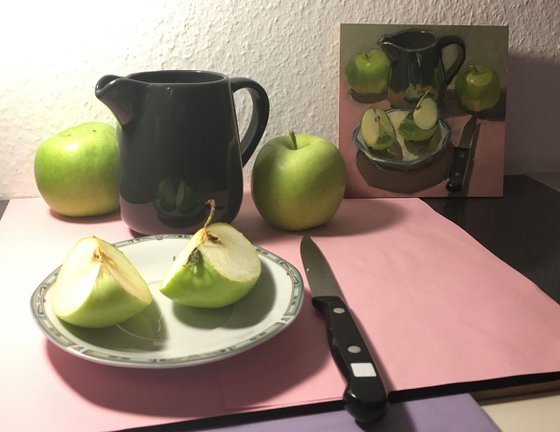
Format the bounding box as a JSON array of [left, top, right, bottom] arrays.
[[1, 193, 559, 431]]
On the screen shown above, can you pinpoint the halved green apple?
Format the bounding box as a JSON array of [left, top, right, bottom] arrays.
[[412, 96, 438, 130], [360, 107, 396, 151], [52, 237, 152, 328], [160, 202, 261, 308], [398, 114, 437, 141]]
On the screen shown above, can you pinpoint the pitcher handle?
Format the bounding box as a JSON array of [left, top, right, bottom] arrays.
[[230, 78, 270, 165], [437, 35, 466, 84]]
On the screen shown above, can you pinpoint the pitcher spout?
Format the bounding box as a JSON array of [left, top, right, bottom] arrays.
[[377, 37, 401, 62], [95, 75, 142, 126]]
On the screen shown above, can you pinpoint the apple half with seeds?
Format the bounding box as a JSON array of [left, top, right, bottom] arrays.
[[52, 237, 152, 328], [160, 200, 261, 308], [360, 107, 396, 151]]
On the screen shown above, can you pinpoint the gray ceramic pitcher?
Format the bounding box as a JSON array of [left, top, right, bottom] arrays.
[[379, 29, 465, 108], [95, 70, 269, 235]]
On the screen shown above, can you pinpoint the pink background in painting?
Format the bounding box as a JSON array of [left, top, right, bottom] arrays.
[[1, 191, 559, 431]]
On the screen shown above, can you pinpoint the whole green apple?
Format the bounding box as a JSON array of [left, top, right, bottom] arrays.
[[251, 132, 346, 231], [34, 122, 119, 217], [345, 49, 390, 95], [454, 64, 501, 113]]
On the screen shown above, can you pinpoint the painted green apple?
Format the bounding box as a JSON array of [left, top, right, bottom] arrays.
[[160, 211, 261, 308], [360, 107, 396, 151], [251, 132, 346, 231], [34, 122, 119, 217], [52, 236, 152, 328], [455, 64, 501, 113], [412, 96, 438, 130], [398, 114, 437, 142], [345, 49, 390, 94]]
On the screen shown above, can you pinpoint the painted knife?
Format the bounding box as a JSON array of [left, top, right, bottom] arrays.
[[300, 236, 388, 423], [446, 115, 479, 195]]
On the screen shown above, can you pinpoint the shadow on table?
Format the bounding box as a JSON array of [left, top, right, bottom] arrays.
[[45, 299, 330, 419], [47, 207, 122, 224], [234, 198, 408, 244]]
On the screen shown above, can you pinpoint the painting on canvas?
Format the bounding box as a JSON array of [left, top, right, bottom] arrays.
[[339, 24, 508, 197]]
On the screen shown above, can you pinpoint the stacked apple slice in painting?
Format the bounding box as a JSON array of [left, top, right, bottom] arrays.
[[398, 94, 439, 142]]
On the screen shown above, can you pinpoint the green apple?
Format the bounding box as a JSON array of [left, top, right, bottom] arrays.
[[175, 179, 198, 214], [360, 107, 396, 151], [455, 64, 501, 113], [157, 177, 177, 211], [398, 114, 437, 142], [34, 122, 119, 217], [251, 132, 346, 231], [345, 49, 390, 94], [52, 236, 152, 328], [160, 203, 261, 308]]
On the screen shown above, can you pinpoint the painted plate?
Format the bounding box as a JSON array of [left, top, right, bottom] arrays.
[[353, 109, 451, 171], [31, 234, 304, 368]]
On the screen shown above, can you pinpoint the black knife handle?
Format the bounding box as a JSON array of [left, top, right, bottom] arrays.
[[446, 147, 470, 193], [312, 296, 388, 423]]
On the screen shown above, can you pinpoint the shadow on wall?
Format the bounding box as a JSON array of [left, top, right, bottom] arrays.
[[505, 53, 560, 174]]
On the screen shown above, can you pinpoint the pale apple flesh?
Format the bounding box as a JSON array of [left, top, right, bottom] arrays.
[[52, 237, 152, 328], [412, 97, 438, 130], [160, 223, 262, 308]]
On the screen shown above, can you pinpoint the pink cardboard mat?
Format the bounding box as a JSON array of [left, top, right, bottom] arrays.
[[1, 193, 559, 431]]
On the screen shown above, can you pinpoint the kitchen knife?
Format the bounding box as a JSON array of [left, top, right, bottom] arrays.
[[446, 115, 479, 194], [300, 236, 388, 423]]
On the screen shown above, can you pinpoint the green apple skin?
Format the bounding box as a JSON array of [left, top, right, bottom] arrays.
[[251, 134, 346, 231], [345, 49, 390, 94], [399, 114, 437, 142], [34, 122, 119, 217], [455, 65, 501, 113]]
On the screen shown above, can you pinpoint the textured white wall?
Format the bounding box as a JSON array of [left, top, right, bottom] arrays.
[[1, 0, 559, 199]]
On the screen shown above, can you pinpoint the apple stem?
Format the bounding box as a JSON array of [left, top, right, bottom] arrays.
[[203, 199, 216, 230], [472, 65, 479, 73], [202, 199, 221, 244], [289, 131, 298, 150], [187, 199, 218, 266], [416, 86, 432, 109]]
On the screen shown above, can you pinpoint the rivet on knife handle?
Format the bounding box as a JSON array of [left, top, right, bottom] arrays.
[[312, 295, 388, 423]]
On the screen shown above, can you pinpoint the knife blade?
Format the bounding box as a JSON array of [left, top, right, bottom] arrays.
[[446, 115, 479, 195], [300, 236, 388, 423]]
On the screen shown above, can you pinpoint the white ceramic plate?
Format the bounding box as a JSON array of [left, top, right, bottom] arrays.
[[31, 234, 304, 368]]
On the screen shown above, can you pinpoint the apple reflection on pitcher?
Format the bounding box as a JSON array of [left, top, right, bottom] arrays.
[[339, 23, 507, 198]]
